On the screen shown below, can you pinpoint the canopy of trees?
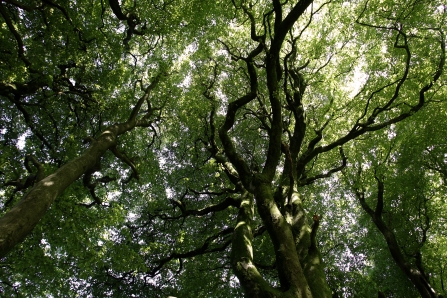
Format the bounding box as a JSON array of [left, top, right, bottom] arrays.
[[0, 0, 446, 297]]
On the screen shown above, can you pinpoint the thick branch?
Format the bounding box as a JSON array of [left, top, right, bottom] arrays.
[[253, 181, 312, 296], [108, 0, 127, 20], [108, 0, 144, 45], [271, 0, 313, 54]]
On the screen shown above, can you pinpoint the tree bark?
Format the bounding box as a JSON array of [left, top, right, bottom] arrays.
[[254, 180, 312, 297], [1, 123, 124, 258], [0, 78, 160, 258], [231, 191, 282, 297]]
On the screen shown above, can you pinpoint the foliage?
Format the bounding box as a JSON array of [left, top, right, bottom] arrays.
[[0, 0, 446, 297]]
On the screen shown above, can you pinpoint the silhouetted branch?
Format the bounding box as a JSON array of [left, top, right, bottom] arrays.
[[148, 228, 234, 276], [170, 196, 241, 217], [299, 147, 347, 186]]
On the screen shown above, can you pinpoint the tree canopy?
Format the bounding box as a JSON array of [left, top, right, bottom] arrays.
[[0, 0, 446, 297]]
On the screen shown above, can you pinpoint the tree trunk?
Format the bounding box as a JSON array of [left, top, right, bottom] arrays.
[[0, 78, 160, 258], [0, 123, 129, 258], [231, 179, 332, 297]]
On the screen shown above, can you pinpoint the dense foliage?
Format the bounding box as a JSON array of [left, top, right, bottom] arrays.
[[0, 0, 446, 297]]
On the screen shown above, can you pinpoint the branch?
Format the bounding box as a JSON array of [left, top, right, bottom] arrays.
[[108, 0, 144, 46], [82, 162, 103, 206], [206, 123, 241, 187], [230, 191, 277, 295], [24, 155, 45, 182], [271, 0, 313, 54], [149, 228, 234, 276], [129, 74, 161, 122], [0, 3, 32, 67], [218, 44, 262, 188], [41, 0, 73, 24], [297, 29, 445, 173], [355, 174, 439, 297], [108, 0, 127, 20], [0, 74, 162, 257], [170, 196, 241, 218], [110, 146, 139, 182], [309, 214, 320, 252], [272, 0, 283, 36], [3, 155, 45, 206], [298, 147, 347, 186], [11, 96, 56, 153], [374, 172, 384, 216], [239, 1, 265, 42]]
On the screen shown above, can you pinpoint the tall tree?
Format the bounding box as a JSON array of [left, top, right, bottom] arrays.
[[0, 0, 446, 297]]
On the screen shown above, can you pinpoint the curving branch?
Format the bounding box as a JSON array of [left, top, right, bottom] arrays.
[[24, 155, 45, 182], [3, 155, 46, 207], [130, 74, 161, 122], [204, 104, 241, 188], [0, 2, 32, 67], [41, 0, 73, 24], [110, 146, 139, 182], [218, 44, 262, 189], [299, 147, 347, 186], [148, 227, 234, 276], [297, 29, 445, 176], [170, 195, 241, 218], [81, 161, 104, 207], [354, 175, 439, 298], [108, 0, 145, 46], [231, 0, 265, 42]]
